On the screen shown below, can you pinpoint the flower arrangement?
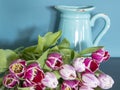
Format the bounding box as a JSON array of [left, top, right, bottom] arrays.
[[0, 31, 114, 90]]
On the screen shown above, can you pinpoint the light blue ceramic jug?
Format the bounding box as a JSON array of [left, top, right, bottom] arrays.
[[55, 5, 110, 52]]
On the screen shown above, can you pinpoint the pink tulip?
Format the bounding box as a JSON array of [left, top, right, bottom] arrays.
[[9, 59, 26, 78], [59, 64, 76, 80], [3, 74, 19, 88], [82, 73, 100, 88], [98, 73, 114, 89], [73, 57, 86, 72], [24, 62, 44, 84], [61, 80, 79, 90], [46, 53, 63, 70], [79, 86, 94, 90], [91, 49, 110, 63], [42, 72, 58, 88], [84, 58, 99, 72]]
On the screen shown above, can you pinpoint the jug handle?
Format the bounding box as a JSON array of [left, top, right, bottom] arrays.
[[91, 14, 110, 46]]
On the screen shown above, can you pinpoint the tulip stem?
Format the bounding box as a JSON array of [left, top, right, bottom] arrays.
[[76, 72, 82, 82], [95, 70, 105, 77]]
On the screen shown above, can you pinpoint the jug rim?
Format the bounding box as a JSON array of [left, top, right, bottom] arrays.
[[55, 5, 95, 12]]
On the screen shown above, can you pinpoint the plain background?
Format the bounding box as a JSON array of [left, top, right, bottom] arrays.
[[0, 0, 119, 57]]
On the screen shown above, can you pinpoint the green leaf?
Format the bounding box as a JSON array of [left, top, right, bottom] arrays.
[[55, 85, 61, 90], [0, 78, 2, 87], [18, 87, 31, 90], [95, 70, 103, 77], [95, 87, 102, 90], [44, 30, 62, 49], [21, 46, 38, 60], [60, 49, 74, 64], [79, 46, 104, 56], [49, 46, 59, 53], [23, 46, 36, 52], [53, 71, 61, 79], [26, 60, 37, 65], [44, 32, 53, 37], [34, 31, 62, 53], [5, 49, 19, 64], [43, 64, 52, 72], [37, 49, 50, 69], [37, 49, 52, 72], [34, 35, 45, 53], [0, 86, 5, 90], [72, 51, 80, 59], [0, 50, 7, 72], [14, 46, 24, 53], [0, 49, 18, 72], [58, 38, 70, 49]]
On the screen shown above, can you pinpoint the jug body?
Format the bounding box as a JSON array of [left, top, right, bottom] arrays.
[[55, 5, 110, 52], [59, 11, 93, 51]]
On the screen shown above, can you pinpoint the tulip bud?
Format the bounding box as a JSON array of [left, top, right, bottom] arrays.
[[46, 53, 63, 70], [82, 73, 100, 88], [61, 80, 79, 90], [98, 73, 114, 89], [79, 86, 94, 90], [91, 49, 110, 63], [42, 72, 58, 88], [60, 64, 76, 80], [73, 57, 86, 72], [3, 74, 19, 88], [24, 62, 44, 84], [9, 59, 26, 78], [84, 58, 99, 72]]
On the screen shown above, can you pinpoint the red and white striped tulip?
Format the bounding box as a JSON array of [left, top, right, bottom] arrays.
[[61, 80, 79, 90], [46, 53, 63, 70], [3, 74, 19, 88], [84, 58, 99, 72], [9, 59, 26, 78], [91, 49, 110, 63], [24, 62, 44, 84]]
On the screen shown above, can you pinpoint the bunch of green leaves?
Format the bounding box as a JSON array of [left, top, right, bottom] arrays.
[[17, 30, 62, 60]]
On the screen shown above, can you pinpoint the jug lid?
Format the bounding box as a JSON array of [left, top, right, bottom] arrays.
[[55, 5, 95, 12]]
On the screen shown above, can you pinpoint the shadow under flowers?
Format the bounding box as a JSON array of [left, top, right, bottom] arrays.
[[0, 26, 38, 50]]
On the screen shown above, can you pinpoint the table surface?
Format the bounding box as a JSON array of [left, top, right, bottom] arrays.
[[100, 57, 120, 90]]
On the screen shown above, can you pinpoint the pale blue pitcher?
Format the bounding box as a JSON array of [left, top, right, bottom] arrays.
[[55, 5, 110, 52]]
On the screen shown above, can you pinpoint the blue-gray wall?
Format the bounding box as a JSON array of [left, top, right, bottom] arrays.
[[0, 0, 119, 57]]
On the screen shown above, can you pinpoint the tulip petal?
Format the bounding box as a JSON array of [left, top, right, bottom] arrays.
[[3, 74, 19, 88], [42, 72, 58, 88]]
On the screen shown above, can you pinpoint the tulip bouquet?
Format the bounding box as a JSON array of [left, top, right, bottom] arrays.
[[0, 31, 114, 90]]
